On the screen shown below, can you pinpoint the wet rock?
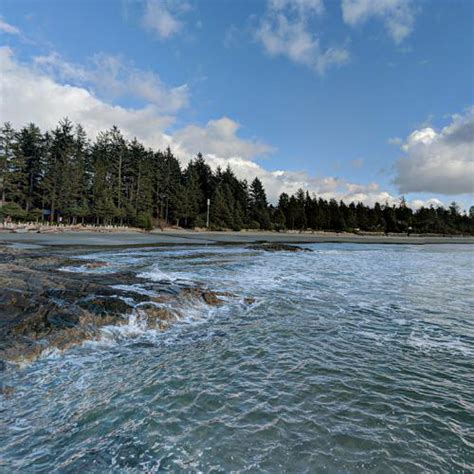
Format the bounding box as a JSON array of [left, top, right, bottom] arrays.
[[48, 327, 99, 352], [8, 304, 57, 337], [1, 385, 15, 397], [0, 244, 255, 363], [46, 312, 80, 329], [137, 304, 177, 330], [82, 261, 110, 269], [248, 242, 311, 252], [2, 338, 45, 364], [78, 297, 133, 317], [202, 291, 223, 306], [180, 287, 229, 306]]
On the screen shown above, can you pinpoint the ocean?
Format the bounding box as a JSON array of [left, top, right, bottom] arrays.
[[1, 243, 473, 472]]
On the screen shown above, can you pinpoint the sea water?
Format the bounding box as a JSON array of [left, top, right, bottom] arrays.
[[1, 243, 473, 472]]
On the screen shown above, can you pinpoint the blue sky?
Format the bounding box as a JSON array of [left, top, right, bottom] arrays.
[[1, 0, 473, 207]]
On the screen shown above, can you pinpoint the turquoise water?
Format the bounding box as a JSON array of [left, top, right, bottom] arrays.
[[1, 243, 473, 472]]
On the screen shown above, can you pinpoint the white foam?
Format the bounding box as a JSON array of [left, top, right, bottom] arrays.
[[407, 333, 473, 357]]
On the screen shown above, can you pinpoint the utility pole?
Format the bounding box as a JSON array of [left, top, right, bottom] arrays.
[[206, 198, 210, 228]]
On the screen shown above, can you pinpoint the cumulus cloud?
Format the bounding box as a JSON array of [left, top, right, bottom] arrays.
[[410, 198, 444, 209], [0, 17, 20, 35], [0, 47, 173, 149], [33, 52, 189, 114], [394, 108, 474, 195], [172, 117, 273, 160], [255, 0, 349, 74], [1, 46, 434, 207], [341, 0, 416, 44], [0, 47, 269, 166], [142, 0, 190, 39], [179, 150, 396, 205]]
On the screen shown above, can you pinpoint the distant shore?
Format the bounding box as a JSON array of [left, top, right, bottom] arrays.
[[1, 228, 473, 247]]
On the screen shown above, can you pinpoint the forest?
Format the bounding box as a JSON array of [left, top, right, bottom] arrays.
[[1, 119, 473, 234]]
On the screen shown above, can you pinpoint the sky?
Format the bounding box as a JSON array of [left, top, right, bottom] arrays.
[[0, 0, 473, 208]]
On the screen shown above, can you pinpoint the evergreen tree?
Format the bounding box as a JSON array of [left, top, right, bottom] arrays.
[[0, 122, 18, 206], [41, 118, 76, 222], [0, 118, 472, 235], [15, 124, 44, 213], [210, 182, 233, 229], [250, 177, 271, 229], [180, 165, 202, 227]]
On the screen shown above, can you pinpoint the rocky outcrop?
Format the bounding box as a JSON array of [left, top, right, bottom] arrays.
[[0, 245, 250, 365], [248, 242, 312, 252]]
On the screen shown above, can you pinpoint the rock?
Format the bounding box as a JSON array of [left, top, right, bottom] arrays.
[[137, 304, 177, 330], [83, 261, 109, 269], [2, 339, 45, 364], [0, 245, 255, 363], [202, 291, 223, 306], [1, 386, 15, 397], [46, 312, 80, 329], [48, 327, 99, 352], [78, 297, 133, 317], [180, 287, 233, 306], [248, 242, 311, 252]]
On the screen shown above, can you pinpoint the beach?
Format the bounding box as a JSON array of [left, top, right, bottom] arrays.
[[1, 228, 473, 246]]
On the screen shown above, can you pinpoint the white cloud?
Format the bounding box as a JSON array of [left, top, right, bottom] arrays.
[[0, 17, 20, 35], [410, 198, 444, 209], [388, 136, 402, 145], [341, 0, 416, 44], [172, 117, 273, 161], [269, 0, 325, 16], [142, 0, 190, 39], [256, 0, 349, 74], [394, 108, 474, 195], [1, 46, 437, 208], [0, 47, 173, 149], [33, 52, 189, 113]]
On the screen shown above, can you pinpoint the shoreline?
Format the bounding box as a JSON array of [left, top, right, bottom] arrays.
[[0, 244, 246, 365], [1, 229, 473, 247]]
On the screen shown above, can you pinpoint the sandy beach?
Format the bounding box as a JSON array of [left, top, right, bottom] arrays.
[[1, 229, 473, 246]]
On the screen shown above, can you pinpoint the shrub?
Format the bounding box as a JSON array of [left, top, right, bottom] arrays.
[[248, 220, 260, 230], [136, 212, 153, 230], [0, 202, 27, 221], [27, 208, 43, 222]]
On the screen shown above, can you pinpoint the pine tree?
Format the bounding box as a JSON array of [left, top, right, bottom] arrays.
[[250, 177, 270, 229], [0, 118, 472, 235], [15, 124, 44, 213], [210, 183, 233, 229], [0, 122, 18, 207], [180, 165, 201, 227]]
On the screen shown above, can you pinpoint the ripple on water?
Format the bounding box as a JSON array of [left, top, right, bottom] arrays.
[[1, 243, 474, 472]]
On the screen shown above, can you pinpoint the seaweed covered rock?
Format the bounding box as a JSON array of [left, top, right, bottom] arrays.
[[136, 304, 177, 330], [248, 242, 312, 252], [78, 297, 133, 318], [0, 245, 255, 364]]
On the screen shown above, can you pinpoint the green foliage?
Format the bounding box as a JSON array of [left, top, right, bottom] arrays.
[[136, 212, 153, 230], [0, 202, 27, 220], [27, 208, 43, 221], [248, 220, 260, 230]]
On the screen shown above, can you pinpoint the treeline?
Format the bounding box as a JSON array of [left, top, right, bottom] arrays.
[[0, 119, 473, 234]]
